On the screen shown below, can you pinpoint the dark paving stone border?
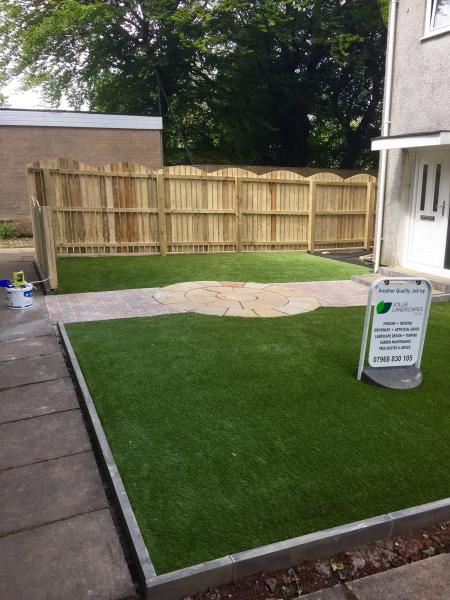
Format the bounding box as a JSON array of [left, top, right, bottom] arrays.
[[59, 323, 450, 600], [312, 249, 369, 267]]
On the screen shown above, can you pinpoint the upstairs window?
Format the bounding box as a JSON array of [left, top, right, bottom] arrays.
[[427, 0, 450, 35]]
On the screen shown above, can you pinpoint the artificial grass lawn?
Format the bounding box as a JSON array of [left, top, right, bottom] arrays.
[[67, 304, 450, 574], [56, 251, 370, 294]]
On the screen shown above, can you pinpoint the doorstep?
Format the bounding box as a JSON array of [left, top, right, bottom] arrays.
[[351, 271, 450, 302], [379, 266, 450, 294]]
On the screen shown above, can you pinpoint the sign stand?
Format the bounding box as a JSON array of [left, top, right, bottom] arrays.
[[357, 277, 432, 390]]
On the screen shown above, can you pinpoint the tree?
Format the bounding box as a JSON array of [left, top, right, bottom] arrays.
[[311, 0, 387, 168], [0, 0, 208, 160], [201, 0, 386, 167], [0, 0, 387, 168]]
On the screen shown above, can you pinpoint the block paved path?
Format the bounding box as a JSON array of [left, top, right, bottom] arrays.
[[0, 250, 135, 600], [46, 279, 369, 323]]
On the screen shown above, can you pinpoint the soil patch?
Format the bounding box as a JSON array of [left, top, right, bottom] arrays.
[[193, 522, 450, 599], [0, 237, 34, 248]]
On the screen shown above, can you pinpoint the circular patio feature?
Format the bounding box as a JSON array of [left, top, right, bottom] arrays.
[[153, 281, 320, 317]]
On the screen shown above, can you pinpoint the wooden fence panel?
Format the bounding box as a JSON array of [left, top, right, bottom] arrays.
[[29, 197, 58, 289], [27, 160, 377, 277], [28, 160, 161, 255], [241, 176, 311, 251]]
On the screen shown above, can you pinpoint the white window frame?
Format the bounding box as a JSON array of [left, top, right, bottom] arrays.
[[424, 0, 450, 38]]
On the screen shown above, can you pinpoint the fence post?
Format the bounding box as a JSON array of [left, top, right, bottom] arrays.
[[235, 177, 242, 252], [270, 179, 277, 243], [42, 206, 58, 289], [156, 172, 168, 255], [307, 181, 317, 252], [30, 197, 44, 277], [364, 182, 375, 251], [42, 168, 54, 207], [104, 173, 117, 252]]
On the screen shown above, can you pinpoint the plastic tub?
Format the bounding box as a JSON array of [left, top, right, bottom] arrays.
[[5, 284, 33, 309]]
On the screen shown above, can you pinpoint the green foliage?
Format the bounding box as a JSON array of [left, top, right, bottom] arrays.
[[380, 0, 390, 24], [0, 220, 12, 239], [0, 1, 387, 167]]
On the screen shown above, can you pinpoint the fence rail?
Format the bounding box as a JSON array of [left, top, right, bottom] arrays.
[[28, 160, 377, 289]]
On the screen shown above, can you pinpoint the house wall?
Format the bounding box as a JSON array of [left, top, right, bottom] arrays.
[[380, 0, 450, 267], [0, 126, 163, 232]]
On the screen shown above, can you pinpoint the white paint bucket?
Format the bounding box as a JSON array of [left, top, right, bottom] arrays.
[[5, 284, 33, 309]]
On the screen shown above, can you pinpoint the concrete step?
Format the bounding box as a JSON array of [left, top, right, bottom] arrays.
[[379, 266, 450, 294], [351, 274, 381, 288], [302, 553, 450, 599], [351, 273, 450, 303]]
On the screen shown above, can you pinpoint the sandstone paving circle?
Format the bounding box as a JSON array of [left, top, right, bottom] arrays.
[[153, 281, 320, 317]]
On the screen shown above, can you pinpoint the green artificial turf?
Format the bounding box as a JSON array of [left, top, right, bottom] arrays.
[[56, 252, 370, 293], [67, 303, 450, 574]]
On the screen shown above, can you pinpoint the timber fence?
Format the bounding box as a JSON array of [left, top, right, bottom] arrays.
[[28, 160, 377, 289]]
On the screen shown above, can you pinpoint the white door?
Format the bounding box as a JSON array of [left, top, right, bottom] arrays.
[[408, 151, 450, 269]]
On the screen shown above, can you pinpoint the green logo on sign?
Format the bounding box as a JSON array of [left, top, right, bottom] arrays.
[[376, 301, 392, 314]]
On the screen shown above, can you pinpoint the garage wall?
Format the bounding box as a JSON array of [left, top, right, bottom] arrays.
[[0, 125, 163, 227]]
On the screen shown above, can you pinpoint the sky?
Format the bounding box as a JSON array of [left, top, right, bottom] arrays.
[[2, 79, 72, 110]]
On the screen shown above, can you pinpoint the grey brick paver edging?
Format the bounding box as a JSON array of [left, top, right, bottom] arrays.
[[59, 323, 450, 600]]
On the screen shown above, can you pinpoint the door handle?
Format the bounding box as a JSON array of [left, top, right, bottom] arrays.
[[438, 201, 446, 217]]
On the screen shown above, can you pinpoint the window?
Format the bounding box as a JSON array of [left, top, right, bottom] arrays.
[[432, 164, 442, 212], [417, 161, 443, 213], [420, 164, 428, 211], [426, 0, 450, 35]]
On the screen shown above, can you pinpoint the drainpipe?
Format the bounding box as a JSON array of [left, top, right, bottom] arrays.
[[374, 0, 399, 272]]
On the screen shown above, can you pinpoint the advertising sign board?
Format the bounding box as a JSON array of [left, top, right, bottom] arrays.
[[357, 278, 432, 389], [368, 281, 430, 367]]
